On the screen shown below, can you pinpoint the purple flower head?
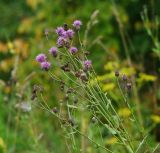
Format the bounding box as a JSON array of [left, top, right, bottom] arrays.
[[66, 29, 74, 39], [41, 61, 51, 71], [55, 27, 65, 36], [36, 53, 47, 63], [61, 31, 68, 38], [73, 20, 82, 30], [84, 60, 92, 69], [69, 47, 78, 54], [122, 74, 127, 81], [57, 37, 66, 47], [49, 47, 58, 57]]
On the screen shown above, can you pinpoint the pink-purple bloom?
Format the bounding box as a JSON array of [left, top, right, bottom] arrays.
[[36, 53, 47, 63], [41, 61, 51, 70], [66, 29, 74, 39], [57, 37, 66, 47], [69, 47, 78, 54], [73, 20, 82, 30], [49, 47, 58, 57], [84, 60, 92, 69], [55, 27, 65, 36], [61, 31, 68, 38]]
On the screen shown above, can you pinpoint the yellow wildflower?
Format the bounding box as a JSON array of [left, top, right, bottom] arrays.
[[102, 83, 115, 91], [0, 137, 5, 152], [118, 108, 131, 118], [106, 137, 117, 145], [151, 115, 160, 124]]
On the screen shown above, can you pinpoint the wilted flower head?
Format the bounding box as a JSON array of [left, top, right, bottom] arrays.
[[57, 37, 66, 47], [84, 60, 92, 69], [55, 27, 65, 36], [126, 82, 132, 90], [41, 61, 51, 71], [73, 20, 82, 30], [69, 46, 78, 54], [67, 29, 74, 39], [36, 53, 47, 63], [49, 47, 58, 57]]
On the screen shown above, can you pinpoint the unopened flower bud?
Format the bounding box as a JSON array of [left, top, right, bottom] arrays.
[[126, 82, 132, 90], [52, 107, 58, 113], [63, 23, 68, 31], [73, 98, 78, 104], [91, 117, 97, 123], [122, 74, 127, 81], [115, 70, 119, 77], [68, 118, 75, 126]]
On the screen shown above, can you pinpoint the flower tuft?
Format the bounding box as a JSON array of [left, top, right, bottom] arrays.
[[69, 47, 78, 54], [66, 29, 74, 39], [41, 61, 51, 71], [49, 47, 58, 57], [55, 27, 65, 36], [73, 20, 82, 30], [36, 53, 47, 63], [57, 37, 66, 47], [84, 60, 92, 69]]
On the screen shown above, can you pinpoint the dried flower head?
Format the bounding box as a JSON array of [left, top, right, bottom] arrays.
[[36, 53, 47, 63], [40, 61, 51, 71], [73, 20, 82, 30], [91, 116, 97, 123], [52, 107, 58, 113], [126, 82, 132, 90]]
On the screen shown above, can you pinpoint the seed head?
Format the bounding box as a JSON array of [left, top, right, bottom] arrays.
[[52, 107, 58, 113], [80, 72, 88, 82], [73, 98, 78, 104], [91, 117, 97, 123], [84, 51, 90, 55], [126, 82, 132, 90], [68, 118, 75, 126]]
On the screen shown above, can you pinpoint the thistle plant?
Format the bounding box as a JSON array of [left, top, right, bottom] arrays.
[[34, 19, 157, 153]]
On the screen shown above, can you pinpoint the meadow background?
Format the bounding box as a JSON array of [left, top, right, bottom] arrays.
[[0, 0, 160, 152]]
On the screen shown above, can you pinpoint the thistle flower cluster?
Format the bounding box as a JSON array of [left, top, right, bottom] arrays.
[[35, 53, 51, 70], [35, 20, 91, 73], [35, 19, 140, 153], [115, 70, 132, 90]]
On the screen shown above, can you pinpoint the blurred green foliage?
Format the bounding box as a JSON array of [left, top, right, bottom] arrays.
[[0, 0, 160, 152]]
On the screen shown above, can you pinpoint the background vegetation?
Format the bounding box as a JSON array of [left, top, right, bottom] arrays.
[[0, 0, 160, 152]]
